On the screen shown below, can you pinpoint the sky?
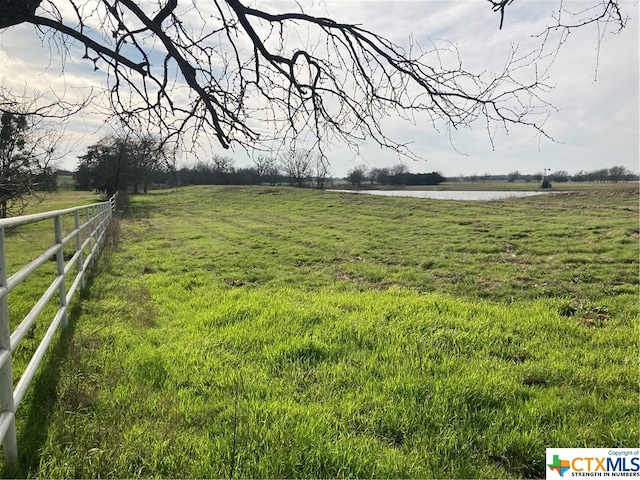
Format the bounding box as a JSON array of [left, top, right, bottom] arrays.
[[0, 0, 638, 178]]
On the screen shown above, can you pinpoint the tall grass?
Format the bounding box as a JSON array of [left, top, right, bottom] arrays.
[[1, 185, 638, 478]]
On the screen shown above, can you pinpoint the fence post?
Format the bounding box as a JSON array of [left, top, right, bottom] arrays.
[[94, 206, 102, 260], [0, 227, 18, 462], [110, 193, 117, 213], [54, 216, 68, 329], [86, 207, 95, 271], [74, 211, 85, 290]]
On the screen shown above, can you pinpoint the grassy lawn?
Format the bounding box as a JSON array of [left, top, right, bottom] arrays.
[[1, 185, 638, 478]]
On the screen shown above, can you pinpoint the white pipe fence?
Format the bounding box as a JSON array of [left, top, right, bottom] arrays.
[[0, 193, 118, 462]]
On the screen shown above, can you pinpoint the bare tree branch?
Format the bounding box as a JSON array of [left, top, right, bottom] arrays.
[[0, 0, 629, 162]]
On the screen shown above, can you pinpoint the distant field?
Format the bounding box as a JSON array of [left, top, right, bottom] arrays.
[[55, 175, 76, 190], [2, 185, 638, 478]]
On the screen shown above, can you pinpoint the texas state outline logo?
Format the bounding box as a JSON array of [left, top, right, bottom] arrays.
[[548, 454, 571, 477]]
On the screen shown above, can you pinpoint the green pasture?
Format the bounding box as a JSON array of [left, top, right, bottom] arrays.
[[1, 185, 638, 478]]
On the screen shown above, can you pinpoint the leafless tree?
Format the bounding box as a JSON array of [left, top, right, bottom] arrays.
[[369, 167, 390, 185], [265, 164, 280, 187], [0, 0, 628, 160], [550, 170, 570, 183], [210, 155, 234, 184], [130, 134, 175, 193], [313, 157, 331, 190], [389, 163, 410, 185], [0, 84, 89, 121], [507, 170, 521, 183], [347, 165, 368, 187], [608, 165, 631, 183], [252, 156, 277, 186], [280, 149, 312, 188]]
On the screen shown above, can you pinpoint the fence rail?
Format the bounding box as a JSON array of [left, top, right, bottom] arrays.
[[0, 193, 118, 462]]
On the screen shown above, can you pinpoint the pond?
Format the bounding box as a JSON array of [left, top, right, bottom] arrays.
[[328, 189, 552, 201]]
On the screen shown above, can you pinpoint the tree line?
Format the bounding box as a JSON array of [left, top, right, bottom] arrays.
[[461, 168, 638, 185], [346, 164, 446, 187], [74, 140, 330, 192], [73, 137, 449, 193], [73, 135, 635, 194], [2, 117, 635, 220]]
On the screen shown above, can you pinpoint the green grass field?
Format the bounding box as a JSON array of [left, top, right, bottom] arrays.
[[2, 185, 638, 478]]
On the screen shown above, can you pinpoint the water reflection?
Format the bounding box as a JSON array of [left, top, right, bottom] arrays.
[[328, 189, 552, 201]]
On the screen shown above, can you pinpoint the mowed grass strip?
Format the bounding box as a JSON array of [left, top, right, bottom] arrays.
[[2, 185, 638, 478]]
